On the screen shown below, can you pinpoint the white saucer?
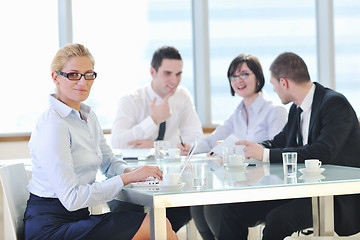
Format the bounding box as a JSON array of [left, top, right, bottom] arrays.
[[299, 168, 325, 175], [226, 163, 249, 170], [158, 182, 185, 190], [299, 174, 325, 180]]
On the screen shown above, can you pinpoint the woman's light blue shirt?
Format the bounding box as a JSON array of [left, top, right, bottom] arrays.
[[196, 92, 288, 153], [28, 95, 128, 211]]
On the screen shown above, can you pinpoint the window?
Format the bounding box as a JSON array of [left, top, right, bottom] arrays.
[[0, 0, 58, 134], [208, 0, 317, 123], [1, 0, 358, 136], [334, 0, 360, 116], [72, 0, 193, 129]]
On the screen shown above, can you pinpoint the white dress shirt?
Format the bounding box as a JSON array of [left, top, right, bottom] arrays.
[[196, 91, 288, 153], [111, 84, 204, 148], [298, 83, 315, 145], [28, 95, 128, 211], [263, 83, 315, 161]]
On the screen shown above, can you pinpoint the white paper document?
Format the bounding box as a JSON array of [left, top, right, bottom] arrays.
[[210, 134, 261, 164], [113, 148, 155, 160], [210, 134, 244, 156]]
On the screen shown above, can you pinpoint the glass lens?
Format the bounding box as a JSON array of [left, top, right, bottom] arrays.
[[229, 75, 238, 82], [240, 73, 250, 79], [67, 73, 82, 80], [84, 72, 96, 80]]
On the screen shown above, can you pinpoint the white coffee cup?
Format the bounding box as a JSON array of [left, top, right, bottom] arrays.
[[229, 155, 244, 166], [305, 159, 322, 170], [162, 173, 179, 186], [168, 148, 181, 158]]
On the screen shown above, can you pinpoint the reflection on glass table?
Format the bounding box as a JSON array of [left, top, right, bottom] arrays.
[[118, 156, 360, 239]]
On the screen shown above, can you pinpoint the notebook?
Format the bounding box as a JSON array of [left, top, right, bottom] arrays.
[[131, 142, 198, 187]]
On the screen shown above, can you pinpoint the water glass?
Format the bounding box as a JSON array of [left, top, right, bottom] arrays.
[[154, 140, 170, 161], [282, 152, 297, 177], [284, 176, 298, 184], [222, 146, 235, 169], [191, 163, 206, 189]]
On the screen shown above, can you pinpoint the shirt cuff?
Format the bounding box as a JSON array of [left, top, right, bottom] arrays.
[[262, 148, 270, 162], [139, 116, 157, 137], [194, 139, 211, 154], [115, 163, 129, 175]]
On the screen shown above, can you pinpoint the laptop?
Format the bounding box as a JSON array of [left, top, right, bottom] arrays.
[[131, 141, 198, 187]]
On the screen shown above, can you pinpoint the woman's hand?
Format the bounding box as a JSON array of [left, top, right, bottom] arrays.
[[121, 166, 163, 186], [177, 142, 192, 156], [215, 140, 223, 145]]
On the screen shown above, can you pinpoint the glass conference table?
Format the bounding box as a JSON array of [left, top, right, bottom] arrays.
[[117, 155, 360, 239]]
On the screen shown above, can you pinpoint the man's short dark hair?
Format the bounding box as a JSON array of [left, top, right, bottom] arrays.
[[227, 54, 265, 96], [270, 52, 310, 83], [151, 46, 182, 72]]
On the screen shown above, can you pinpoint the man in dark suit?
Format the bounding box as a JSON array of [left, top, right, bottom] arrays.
[[216, 52, 360, 240]]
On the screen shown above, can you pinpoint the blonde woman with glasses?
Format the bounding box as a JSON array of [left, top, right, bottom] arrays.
[[23, 43, 177, 240]]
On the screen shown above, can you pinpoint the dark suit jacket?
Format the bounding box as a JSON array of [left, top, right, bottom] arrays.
[[262, 82, 360, 235]]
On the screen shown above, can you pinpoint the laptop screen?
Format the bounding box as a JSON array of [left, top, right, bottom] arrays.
[[179, 141, 198, 176]]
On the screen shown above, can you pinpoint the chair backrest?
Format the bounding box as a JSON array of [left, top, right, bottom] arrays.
[[0, 163, 29, 240]]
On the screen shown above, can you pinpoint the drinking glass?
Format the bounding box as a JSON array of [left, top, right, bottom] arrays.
[[282, 152, 297, 177]]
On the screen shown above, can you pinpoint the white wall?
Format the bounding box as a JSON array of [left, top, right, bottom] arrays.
[[0, 142, 31, 160]]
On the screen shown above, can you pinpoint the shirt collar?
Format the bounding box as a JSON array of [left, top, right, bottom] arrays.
[[240, 91, 267, 114], [146, 84, 170, 105], [49, 94, 91, 119], [299, 83, 315, 112], [79, 102, 91, 121]]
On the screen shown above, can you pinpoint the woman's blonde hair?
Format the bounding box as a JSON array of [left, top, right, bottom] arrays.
[[50, 43, 95, 72]]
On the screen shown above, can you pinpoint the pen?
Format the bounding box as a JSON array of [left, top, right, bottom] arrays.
[[179, 135, 185, 147]]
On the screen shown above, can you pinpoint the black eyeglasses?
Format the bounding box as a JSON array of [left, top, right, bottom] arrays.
[[56, 70, 97, 81], [229, 73, 252, 82]]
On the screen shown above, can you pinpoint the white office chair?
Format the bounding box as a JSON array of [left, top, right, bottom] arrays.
[[0, 163, 29, 240]]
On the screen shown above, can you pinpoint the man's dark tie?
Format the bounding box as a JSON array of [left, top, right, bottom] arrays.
[[296, 107, 303, 146], [156, 121, 166, 140]]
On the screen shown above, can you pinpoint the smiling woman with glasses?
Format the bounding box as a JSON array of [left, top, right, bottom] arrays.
[[180, 53, 288, 239], [23, 43, 178, 240]]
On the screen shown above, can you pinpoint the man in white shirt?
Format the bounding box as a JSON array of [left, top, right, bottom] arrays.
[[111, 46, 204, 149], [109, 46, 204, 232]]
